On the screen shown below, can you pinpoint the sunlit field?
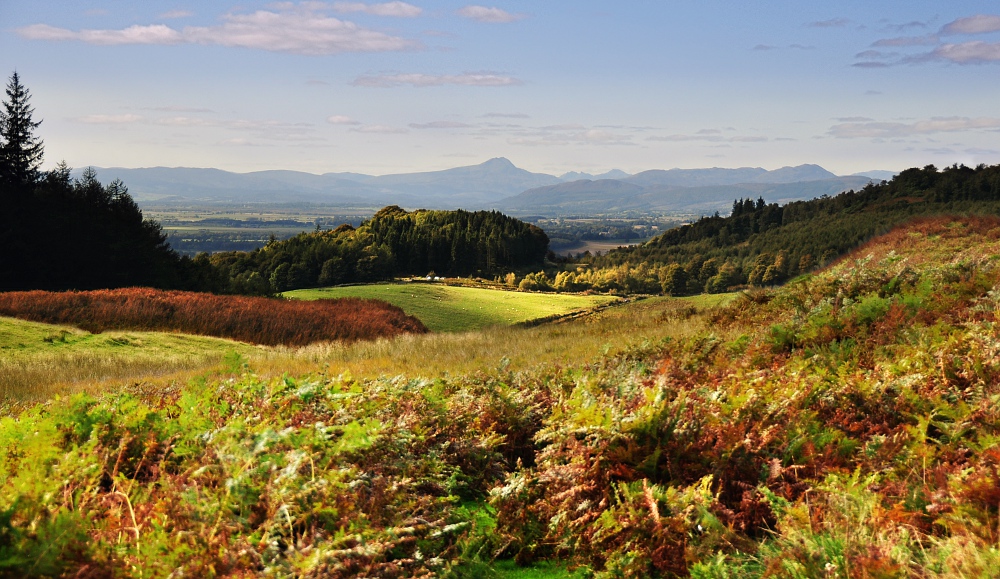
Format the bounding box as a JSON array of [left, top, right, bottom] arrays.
[[284, 283, 620, 332]]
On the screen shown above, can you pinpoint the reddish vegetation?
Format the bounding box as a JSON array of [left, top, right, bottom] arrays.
[[0, 288, 427, 346]]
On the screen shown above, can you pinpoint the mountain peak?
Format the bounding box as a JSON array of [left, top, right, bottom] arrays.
[[481, 157, 517, 169]]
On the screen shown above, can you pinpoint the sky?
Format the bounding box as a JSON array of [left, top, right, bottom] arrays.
[[3, 1, 1000, 177]]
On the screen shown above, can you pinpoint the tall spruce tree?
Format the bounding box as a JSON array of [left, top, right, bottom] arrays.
[[0, 72, 43, 194]]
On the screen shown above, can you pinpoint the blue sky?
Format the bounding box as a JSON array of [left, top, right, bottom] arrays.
[[3, 1, 1000, 176]]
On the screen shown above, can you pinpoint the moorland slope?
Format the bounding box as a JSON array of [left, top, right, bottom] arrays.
[[4, 217, 1000, 577]]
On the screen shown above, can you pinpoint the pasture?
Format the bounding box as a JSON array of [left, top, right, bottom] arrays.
[[283, 282, 620, 332]]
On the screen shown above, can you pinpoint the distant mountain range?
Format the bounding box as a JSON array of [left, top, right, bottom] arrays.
[[75, 158, 892, 215]]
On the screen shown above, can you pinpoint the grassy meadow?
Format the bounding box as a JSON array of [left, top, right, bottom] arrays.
[[284, 282, 619, 332], [0, 292, 726, 406], [0, 315, 253, 406]]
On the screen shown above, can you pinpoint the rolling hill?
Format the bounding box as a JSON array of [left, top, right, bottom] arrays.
[[497, 174, 874, 215], [78, 157, 561, 207]]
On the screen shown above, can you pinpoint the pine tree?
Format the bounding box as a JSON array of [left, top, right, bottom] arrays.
[[0, 72, 44, 194]]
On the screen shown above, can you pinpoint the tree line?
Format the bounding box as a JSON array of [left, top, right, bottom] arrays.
[[0, 73, 188, 292], [566, 163, 1000, 294], [0, 72, 549, 295], [199, 205, 549, 294]]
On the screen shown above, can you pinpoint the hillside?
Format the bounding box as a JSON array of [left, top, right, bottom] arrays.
[[83, 158, 561, 207], [589, 163, 1000, 293], [205, 206, 550, 294], [3, 217, 1000, 577], [498, 175, 873, 215]]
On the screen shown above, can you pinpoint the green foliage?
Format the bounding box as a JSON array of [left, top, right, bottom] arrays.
[[211, 206, 550, 294], [579, 163, 1000, 294]]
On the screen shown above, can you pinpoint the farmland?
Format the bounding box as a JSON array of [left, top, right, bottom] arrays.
[[284, 283, 619, 332]]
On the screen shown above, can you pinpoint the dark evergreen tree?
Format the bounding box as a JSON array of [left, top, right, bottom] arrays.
[[0, 72, 43, 196]]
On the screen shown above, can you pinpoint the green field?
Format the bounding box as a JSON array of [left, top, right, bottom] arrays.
[[283, 283, 620, 332]]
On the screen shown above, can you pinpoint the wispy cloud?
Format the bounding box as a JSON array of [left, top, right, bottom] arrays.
[[482, 112, 529, 119], [151, 105, 213, 113], [331, 2, 422, 18], [753, 43, 815, 51], [855, 49, 897, 60], [871, 34, 939, 47], [510, 129, 633, 147], [75, 114, 144, 124], [807, 18, 851, 28], [646, 130, 768, 143], [941, 14, 1000, 35], [158, 10, 193, 19], [352, 72, 522, 87], [18, 3, 419, 55], [327, 115, 362, 125], [860, 14, 1000, 66], [457, 5, 526, 23], [351, 124, 409, 134], [409, 121, 472, 129], [829, 116, 1000, 138]]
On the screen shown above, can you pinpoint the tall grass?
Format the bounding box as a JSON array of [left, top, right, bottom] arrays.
[[0, 288, 427, 346]]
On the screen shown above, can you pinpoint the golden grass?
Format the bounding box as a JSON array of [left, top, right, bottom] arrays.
[[1, 294, 735, 410]]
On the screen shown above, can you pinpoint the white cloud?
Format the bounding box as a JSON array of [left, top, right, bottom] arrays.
[[19, 23, 183, 45], [18, 3, 419, 55], [409, 121, 472, 129], [332, 2, 422, 17], [932, 41, 1000, 63], [159, 10, 193, 19], [328, 115, 362, 125], [155, 116, 214, 126], [76, 114, 144, 124], [483, 112, 529, 118], [351, 124, 409, 134], [352, 72, 522, 87], [829, 116, 1000, 138], [941, 15, 1000, 35], [457, 6, 526, 23]]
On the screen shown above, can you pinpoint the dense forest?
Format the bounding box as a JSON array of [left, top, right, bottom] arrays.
[[531, 163, 1000, 295], [201, 205, 549, 293], [0, 73, 191, 292]]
